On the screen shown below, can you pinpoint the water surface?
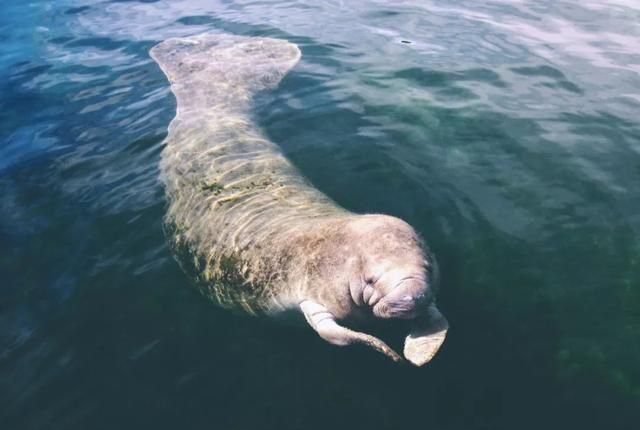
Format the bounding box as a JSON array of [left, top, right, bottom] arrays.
[[1, 1, 639, 429]]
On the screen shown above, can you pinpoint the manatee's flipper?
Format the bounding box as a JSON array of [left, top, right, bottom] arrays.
[[403, 304, 449, 366], [300, 300, 403, 362], [150, 33, 301, 111]]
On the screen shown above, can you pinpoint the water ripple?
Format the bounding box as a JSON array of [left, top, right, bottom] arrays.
[[1, 1, 640, 429]]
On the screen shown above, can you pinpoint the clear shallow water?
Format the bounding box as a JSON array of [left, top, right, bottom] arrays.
[[1, 0, 639, 428]]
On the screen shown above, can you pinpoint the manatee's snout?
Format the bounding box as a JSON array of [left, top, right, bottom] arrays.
[[372, 277, 427, 320]]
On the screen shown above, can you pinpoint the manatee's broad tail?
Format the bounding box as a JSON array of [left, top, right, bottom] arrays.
[[151, 33, 331, 316], [150, 33, 301, 111]]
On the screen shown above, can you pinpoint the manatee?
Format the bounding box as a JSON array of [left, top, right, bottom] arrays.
[[150, 33, 448, 365]]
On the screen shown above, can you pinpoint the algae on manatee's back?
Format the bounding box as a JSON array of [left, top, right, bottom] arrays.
[[151, 33, 343, 314]]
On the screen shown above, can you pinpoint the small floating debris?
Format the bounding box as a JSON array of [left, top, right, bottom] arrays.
[[400, 40, 412, 44]]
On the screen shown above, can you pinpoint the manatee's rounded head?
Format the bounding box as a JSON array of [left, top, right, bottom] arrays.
[[346, 214, 437, 319], [346, 214, 448, 366]]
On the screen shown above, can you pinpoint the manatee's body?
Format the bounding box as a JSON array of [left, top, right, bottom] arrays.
[[151, 33, 448, 365]]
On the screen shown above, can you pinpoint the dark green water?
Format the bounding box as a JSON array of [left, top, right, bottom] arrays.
[[1, 1, 639, 429]]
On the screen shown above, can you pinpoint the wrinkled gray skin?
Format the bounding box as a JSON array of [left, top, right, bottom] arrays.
[[150, 33, 448, 365]]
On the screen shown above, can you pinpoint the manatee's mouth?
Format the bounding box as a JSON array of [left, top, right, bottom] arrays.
[[372, 300, 420, 319], [371, 276, 430, 320]]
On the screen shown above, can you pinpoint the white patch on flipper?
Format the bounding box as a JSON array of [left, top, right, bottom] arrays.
[[403, 304, 449, 366]]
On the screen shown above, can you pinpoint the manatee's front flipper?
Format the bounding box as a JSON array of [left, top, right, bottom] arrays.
[[404, 304, 449, 366], [300, 300, 403, 362]]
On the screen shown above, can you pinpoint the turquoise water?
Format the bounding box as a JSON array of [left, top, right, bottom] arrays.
[[1, 0, 639, 429]]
